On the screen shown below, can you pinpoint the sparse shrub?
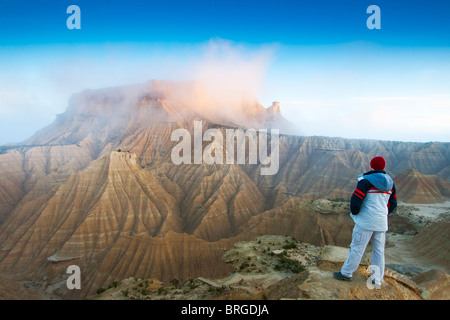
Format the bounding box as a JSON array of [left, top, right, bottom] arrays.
[[188, 279, 199, 290], [121, 289, 129, 297], [108, 280, 119, 289], [282, 242, 297, 250], [208, 285, 227, 294], [275, 255, 305, 274], [96, 287, 106, 295], [329, 197, 349, 202], [239, 262, 250, 270]]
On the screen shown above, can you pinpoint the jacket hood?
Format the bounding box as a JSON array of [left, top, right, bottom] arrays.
[[362, 171, 394, 192]]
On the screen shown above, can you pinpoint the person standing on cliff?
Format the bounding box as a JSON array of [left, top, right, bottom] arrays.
[[334, 156, 397, 289]]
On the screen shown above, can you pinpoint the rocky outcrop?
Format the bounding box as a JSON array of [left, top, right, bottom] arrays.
[[90, 236, 449, 300]]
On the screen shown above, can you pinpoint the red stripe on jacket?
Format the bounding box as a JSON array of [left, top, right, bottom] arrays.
[[353, 191, 364, 199]]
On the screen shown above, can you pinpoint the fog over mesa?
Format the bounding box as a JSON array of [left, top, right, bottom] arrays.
[[0, 40, 276, 145], [0, 39, 450, 144]]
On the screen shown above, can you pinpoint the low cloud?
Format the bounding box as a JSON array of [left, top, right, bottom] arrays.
[[281, 94, 450, 142], [192, 39, 274, 105], [0, 39, 276, 144]]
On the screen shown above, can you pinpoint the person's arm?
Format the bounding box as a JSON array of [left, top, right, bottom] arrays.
[[388, 184, 397, 215], [350, 179, 372, 215]]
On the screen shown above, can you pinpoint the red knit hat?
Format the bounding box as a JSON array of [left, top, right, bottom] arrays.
[[370, 156, 386, 170]]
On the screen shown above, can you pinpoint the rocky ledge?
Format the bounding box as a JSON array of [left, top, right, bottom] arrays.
[[91, 234, 449, 300]]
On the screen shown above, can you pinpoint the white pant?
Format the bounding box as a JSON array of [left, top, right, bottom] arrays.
[[340, 225, 386, 285]]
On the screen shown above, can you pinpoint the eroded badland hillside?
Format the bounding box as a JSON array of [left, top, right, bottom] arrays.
[[0, 81, 449, 300]]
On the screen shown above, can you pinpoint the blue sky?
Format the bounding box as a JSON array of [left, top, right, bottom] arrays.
[[2, 0, 449, 46], [1, 0, 450, 144]]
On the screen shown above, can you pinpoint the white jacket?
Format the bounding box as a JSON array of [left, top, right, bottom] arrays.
[[350, 171, 395, 232]]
